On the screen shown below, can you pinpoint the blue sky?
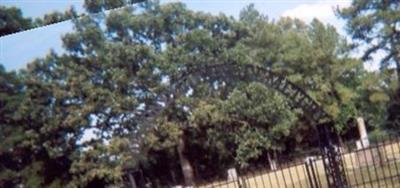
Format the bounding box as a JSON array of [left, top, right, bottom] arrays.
[[2, 0, 376, 72], [0, 0, 373, 143]]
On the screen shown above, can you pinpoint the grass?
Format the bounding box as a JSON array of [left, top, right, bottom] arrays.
[[197, 142, 400, 188]]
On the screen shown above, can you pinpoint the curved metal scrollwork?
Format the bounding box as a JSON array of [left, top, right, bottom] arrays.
[[169, 63, 331, 124], [136, 62, 348, 188]]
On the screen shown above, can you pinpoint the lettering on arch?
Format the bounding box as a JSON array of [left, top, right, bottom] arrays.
[[169, 63, 332, 124]]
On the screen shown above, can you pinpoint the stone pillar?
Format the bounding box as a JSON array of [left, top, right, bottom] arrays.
[[354, 117, 385, 167], [227, 168, 238, 181], [270, 160, 278, 170], [267, 152, 278, 170], [356, 117, 369, 150], [227, 168, 245, 188]]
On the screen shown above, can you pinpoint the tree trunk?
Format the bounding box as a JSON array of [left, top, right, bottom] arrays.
[[395, 53, 400, 85], [396, 61, 400, 85], [177, 135, 195, 186], [128, 173, 138, 188]]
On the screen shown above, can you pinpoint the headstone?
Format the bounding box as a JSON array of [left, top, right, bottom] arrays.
[[305, 156, 317, 163], [354, 117, 387, 167], [267, 153, 278, 170], [270, 159, 278, 170], [227, 168, 238, 181], [356, 117, 370, 150]]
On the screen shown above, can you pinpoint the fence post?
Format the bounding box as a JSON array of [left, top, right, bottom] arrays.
[[318, 122, 348, 188], [305, 157, 318, 188]]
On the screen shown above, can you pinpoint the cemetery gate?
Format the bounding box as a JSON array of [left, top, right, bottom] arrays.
[[125, 63, 400, 188]]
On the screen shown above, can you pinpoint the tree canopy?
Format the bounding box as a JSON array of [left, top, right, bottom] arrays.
[[338, 0, 400, 135], [0, 1, 395, 187], [338, 0, 400, 83]]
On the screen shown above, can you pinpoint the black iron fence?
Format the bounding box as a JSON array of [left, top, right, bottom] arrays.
[[124, 135, 400, 188], [192, 136, 400, 188]]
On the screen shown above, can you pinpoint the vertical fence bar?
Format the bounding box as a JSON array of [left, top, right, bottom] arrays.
[[395, 135, 400, 185], [337, 147, 352, 187], [232, 175, 238, 188], [365, 141, 382, 186], [388, 135, 400, 185], [376, 140, 390, 187], [359, 142, 374, 183], [250, 168, 259, 188], [239, 169, 246, 188], [315, 158, 324, 188], [273, 163, 282, 188], [266, 167, 274, 188], [317, 122, 348, 188], [303, 160, 313, 188], [287, 161, 296, 188], [354, 143, 372, 188], [278, 157, 289, 188], [305, 161, 314, 188], [348, 147, 363, 188], [256, 165, 266, 188], [311, 158, 322, 188], [242, 169, 251, 188], [349, 148, 363, 187], [382, 137, 396, 187], [294, 158, 305, 188], [236, 175, 242, 188]]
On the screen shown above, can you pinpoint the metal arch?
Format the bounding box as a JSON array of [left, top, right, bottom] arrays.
[[138, 62, 348, 188], [168, 62, 332, 124]]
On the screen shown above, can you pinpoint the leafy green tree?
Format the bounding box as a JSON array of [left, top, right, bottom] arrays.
[[190, 83, 298, 167], [18, 14, 160, 185], [338, 0, 400, 84], [0, 6, 32, 36], [10, 2, 224, 186], [0, 65, 25, 187], [238, 5, 363, 133], [0, 5, 77, 37], [1, 2, 384, 187], [386, 88, 400, 133], [338, 1, 400, 133], [33, 7, 78, 27], [84, 0, 145, 13], [0, 1, 147, 37]]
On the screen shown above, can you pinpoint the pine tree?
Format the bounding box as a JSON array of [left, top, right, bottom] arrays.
[[0, 6, 32, 36], [338, 0, 400, 84]]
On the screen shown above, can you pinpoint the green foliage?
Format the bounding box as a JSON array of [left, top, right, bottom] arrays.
[[1, 1, 394, 186], [0, 65, 25, 187], [0, 5, 77, 37], [145, 83, 298, 175], [339, 0, 400, 133], [84, 0, 145, 13], [0, 6, 32, 36], [338, 0, 400, 82], [34, 7, 78, 26], [190, 84, 298, 166], [385, 88, 400, 133]]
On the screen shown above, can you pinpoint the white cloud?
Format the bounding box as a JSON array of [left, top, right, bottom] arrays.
[[282, 1, 383, 72], [281, 1, 350, 30]]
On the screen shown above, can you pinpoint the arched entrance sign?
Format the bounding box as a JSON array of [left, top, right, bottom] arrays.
[[142, 62, 348, 188], [170, 63, 330, 124]]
